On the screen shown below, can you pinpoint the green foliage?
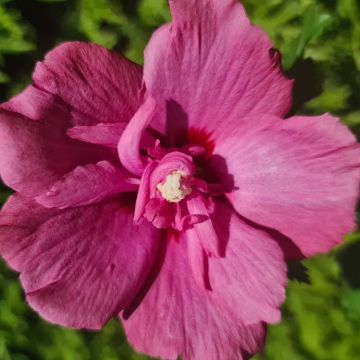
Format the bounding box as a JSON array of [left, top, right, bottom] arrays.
[[69, 0, 154, 63], [306, 81, 351, 113], [0, 2, 34, 54], [282, 5, 331, 70], [35, 0, 66, 2], [337, 0, 360, 70], [1, 1, 360, 360], [255, 255, 360, 360], [0, 0, 34, 83], [76, 0, 125, 49], [342, 288, 360, 323], [138, 0, 170, 27]]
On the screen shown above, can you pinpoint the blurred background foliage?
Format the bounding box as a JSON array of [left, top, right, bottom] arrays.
[[0, 0, 360, 359]]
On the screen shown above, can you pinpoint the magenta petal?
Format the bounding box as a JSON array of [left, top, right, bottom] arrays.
[[33, 42, 143, 126], [143, 0, 292, 135], [118, 97, 157, 176], [146, 198, 177, 229], [213, 114, 360, 258], [0, 195, 160, 330], [0, 106, 109, 197], [186, 226, 210, 290], [67, 123, 127, 148], [134, 161, 158, 222], [121, 233, 267, 360], [186, 196, 220, 257], [36, 161, 138, 209], [209, 201, 286, 324], [2, 85, 67, 122]]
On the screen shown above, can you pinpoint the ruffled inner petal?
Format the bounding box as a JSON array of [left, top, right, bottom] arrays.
[[67, 123, 127, 148], [118, 97, 157, 176], [36, 160, 139, 209]]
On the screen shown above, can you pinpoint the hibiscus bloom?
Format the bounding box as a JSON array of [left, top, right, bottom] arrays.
[[0, 0, 359, 359]]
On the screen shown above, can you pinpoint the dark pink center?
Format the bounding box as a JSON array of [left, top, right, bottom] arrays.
[[134, 143, 223, 233]]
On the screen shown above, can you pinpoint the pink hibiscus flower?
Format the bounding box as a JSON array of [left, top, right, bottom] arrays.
[[0, 0, 359, 359]]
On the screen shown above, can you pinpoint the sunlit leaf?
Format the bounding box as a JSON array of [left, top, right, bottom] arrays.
[[283, 5, 331, 70], [138, 0, 170, 27], [76, 0, 125, 48], [305, 82, 351, 113], [342, 289, 360, 323]]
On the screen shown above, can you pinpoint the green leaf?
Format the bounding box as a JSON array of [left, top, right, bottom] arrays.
[[341, 289, 360, 323], [305, 81, 351, 113], [283, 5, 331, 70], [337, 0, 360, 23], [76, 0, 126, 48], [352, 25, 360, 70], [342, 111, 360, 127], [0, 191, 9, 204], [0, 5, 34, 54], [0, 69, 9, 83], [138, 0, 170, 27], [35, 0, 66, 2], [36, 0, 67, 3]]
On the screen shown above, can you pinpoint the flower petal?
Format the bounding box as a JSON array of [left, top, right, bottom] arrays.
[[144, 0, 292, 136], [186, 196, 220, 257], [186, 226, 211, 290], [121, 202, 286, 359], [118, 97, 157, 176], [134, 161, 158, 222], [33, 42, 143, 126], [2, 85, 68, 122], [0, 106, 110, 197], [209, 201, 286, 324], [67, 123, 127, 148], [36, 161, 138, 209], [212, 114, 360, 258], [0, 195, 160, 330]]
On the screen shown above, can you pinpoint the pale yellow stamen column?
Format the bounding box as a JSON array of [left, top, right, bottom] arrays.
[[157, 171, 192, 203]]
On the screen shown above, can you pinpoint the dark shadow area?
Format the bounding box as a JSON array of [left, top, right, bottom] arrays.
[[166, 99, 189, 147], [14, 0, 73, 52], [287, 261, 310, 284], [211, 197, 232, 258], [206, 154, 235, 192], [0, 1, 75, 102], [121, 0, 141, 16], [337, 241, 360, 289], [239, 213, 305, 261], [286, 58, 324, 116]]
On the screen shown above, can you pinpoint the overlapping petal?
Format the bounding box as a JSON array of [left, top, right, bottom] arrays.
[[0, 106, 110, 197], [143, 0, 292, 138], [67, 123, 127, 148], [212, 114, 360, 258], [36, 161, 139, 209], [33, 42, 143, 126], [122, 201, 286, 359], [0, 195, 160, 330], [209, 201, 286, 323], [0, 41, 143, 197], [186, 196, 220, 257], [118, 97, 157, 176]]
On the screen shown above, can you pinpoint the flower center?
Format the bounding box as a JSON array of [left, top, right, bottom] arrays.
[[157, 171, 192, 203]]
